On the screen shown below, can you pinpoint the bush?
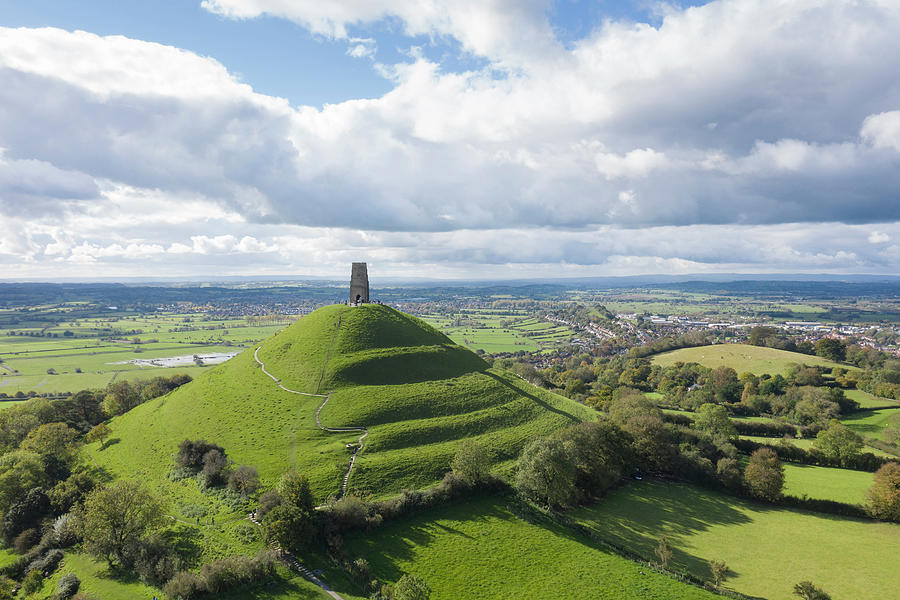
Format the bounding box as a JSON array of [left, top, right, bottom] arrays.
[[53, 513, 80, 548], [133, 534, 182, 586], [164, 570, 206, 600], [256, 490, 282, 519], [13, 528, 40, 554], [22, 569, 44, 596], [175, 439, 225, 470], [227, 465, 259, 496], [28, 548, 64, 575], [233, 522, 259, 544], [55, 572, 81, 599], [200, 450, 229, 488], [165, 551, 277, 599]]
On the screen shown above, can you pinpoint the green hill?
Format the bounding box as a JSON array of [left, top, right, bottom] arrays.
[[92, 304, 594, 512], [652, 343, 852, 375]]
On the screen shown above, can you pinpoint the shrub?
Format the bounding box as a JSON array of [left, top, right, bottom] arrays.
[[22, 569, 44, 596], [13, 528, 40, 554], [28, 548, 64, 575], [133, 534, 182, 586], [200, 450, 229, 488], [256, 489, 283, 519], [55, 572, 81, 599], [175, 439, 224, 470], [233, 522, 259, 544], [164, 570, 206, 600], [227, 465, 259, 496]]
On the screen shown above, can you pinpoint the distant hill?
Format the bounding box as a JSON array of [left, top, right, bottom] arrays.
[[93, 304, 594, 502], [652, 343, 852, 375]]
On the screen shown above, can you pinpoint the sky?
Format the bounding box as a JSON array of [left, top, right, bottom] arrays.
[[0, 0, 899, 281]]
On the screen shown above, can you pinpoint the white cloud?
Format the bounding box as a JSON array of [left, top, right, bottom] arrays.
[[346, 37, 376, 59], [869, 231, 890, 244], [200, 0, 562, 68], [861, 110, 900, 153], [2, 1, 900, 277]]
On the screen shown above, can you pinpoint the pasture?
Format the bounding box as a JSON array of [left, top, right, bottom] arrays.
[[418, 309, 576, 353], [781, 462, 873, 504], [0, 311, 292, 395], [343, 495, 719, 600], [652, 344, 850, 375], [570, 482, 900, 600]]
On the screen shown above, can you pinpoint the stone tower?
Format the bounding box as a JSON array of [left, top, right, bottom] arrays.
[[350, 262, 369, 304]]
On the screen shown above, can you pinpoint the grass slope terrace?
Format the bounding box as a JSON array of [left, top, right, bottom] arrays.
[[92, 304, 594, 507]]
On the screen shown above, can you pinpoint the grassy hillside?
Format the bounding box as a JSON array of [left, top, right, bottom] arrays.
[[652, 344, 851, 375], [343, 495, 720, 600], [571, 482, 900, 600], [93, 304, 594, 508], [35, 551, 334, 600]]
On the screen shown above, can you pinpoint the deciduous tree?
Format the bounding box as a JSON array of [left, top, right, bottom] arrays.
[[450, 439, 492, 484], [694, 403, 737, 440], [709, 560, 728, 587], [86, 422, 112, 450], [867, 461, 900, 521], [655, 534, 673, 569], [814, 420, 863, 466], [81, 480, 166, 567], [743, 447, 784, 501], [514, 437, 576, 507]]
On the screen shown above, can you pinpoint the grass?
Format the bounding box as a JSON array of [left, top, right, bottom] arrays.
[[417, 310, 576, 354], [342, 495, 720, 600], [0, 311, 288, 395], [840, 407, 900, 440], [781, 462, 873, 504], [36, 551, 333, 600], [570, 481, 900, 600], [845, 388, 900, 409], [652, 344, 852, 375], [93, 304, 596, 505]]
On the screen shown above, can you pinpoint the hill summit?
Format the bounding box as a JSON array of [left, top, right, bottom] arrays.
[[93, 304, 594, 501]]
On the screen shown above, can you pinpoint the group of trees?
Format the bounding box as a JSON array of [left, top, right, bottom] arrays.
[[175, 439, 259, 495]]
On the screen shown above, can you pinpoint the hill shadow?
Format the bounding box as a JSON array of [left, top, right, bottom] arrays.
[[484, 371, 582, 424], [572, 482, 756, 578], [332, 345, 486, 386]]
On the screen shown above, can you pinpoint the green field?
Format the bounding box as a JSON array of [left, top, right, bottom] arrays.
[[781, 462, 873, 504], [652, 344, 850, 375], [570, 482, 900, 600], [0, 311, 290, 395], [845, 388, 900, 409], [93, 304, 595, 516], [418, 310, 576, 354], [840, 407, 900, 440], [343, 495, 719, 600]]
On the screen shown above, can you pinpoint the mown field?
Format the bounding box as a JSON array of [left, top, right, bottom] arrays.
[[0, 311, 292, 395], [652, 344, 851, 375], [418, 309, 576, 354], [343, 495, 720, 600], [570, 482, 900, 600]]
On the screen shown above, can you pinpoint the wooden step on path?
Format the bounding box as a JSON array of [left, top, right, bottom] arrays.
[[249, 512, 345, 600]]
